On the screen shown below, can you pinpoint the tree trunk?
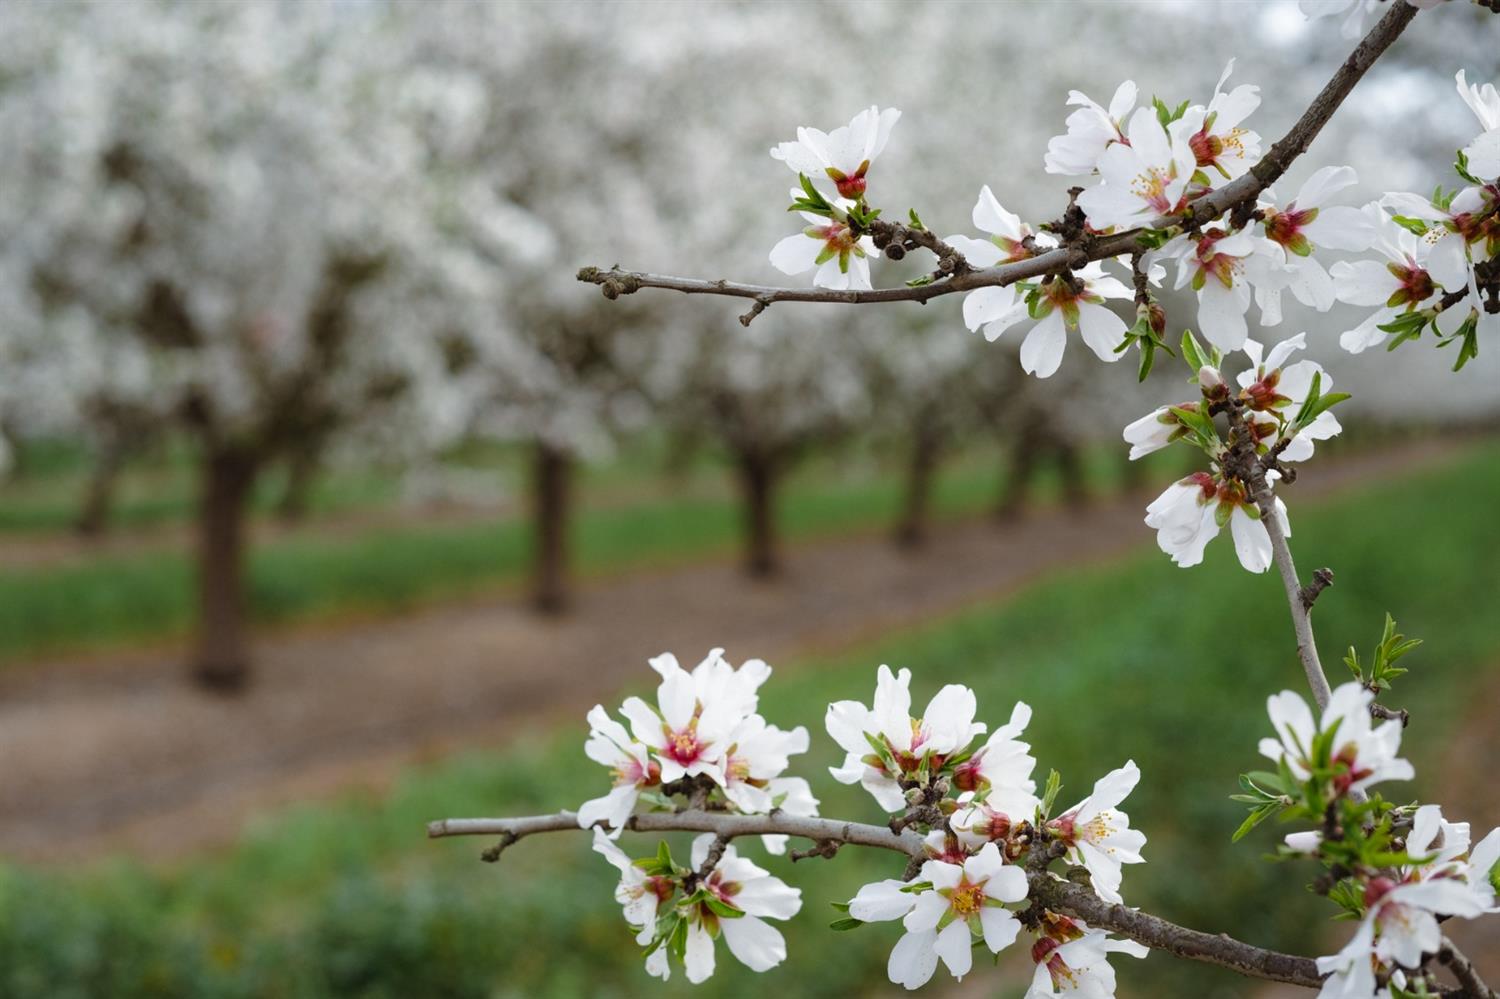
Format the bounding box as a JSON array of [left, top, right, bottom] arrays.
[[531, 441, 573, 614], [275, 443, 321, 524], [736, 450, 779, 578], [895, 428, 941, 549], [192, 447, 258, 691], [1056, 440, 1091, 509], [996, 432, 1040, 522], [75, 436, 125, 538]]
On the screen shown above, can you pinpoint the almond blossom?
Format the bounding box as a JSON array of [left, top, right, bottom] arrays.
[[989, 263, 1132, 379], [769, 203, 876, 291], [826, 665, 986, 812], [769, 105, 901, 200], [579, 704, 662, 833], [1160, 226, 1281, 351], [1236, 334, 1343, 462], [952, 186, 1056, 343], [618, 649, 769, 786], [1463, 827, 1500, 912], [1258, 682, 1413, 796], [1181, 60, 1262, 183], [1456, 69, 1500, 180], [950, 701, 1038, 799], [1122, 405, 1195, 461], [719, 714, 811, 814], [849, 842, 1029, 990], [592, 828, 675, 948], [664, 834, 803, 983], [1316, 877, 1487, 998], [1330, 206, 1443, 353], [1044, 81, 1136, 176], [1144, 470, 1289, 573], [1046, 761, 1147, 904], [1076, 106, 1196, 230], [1381, 185, 1496, 296], [1255, 165, 1377, 320], [1026, 916, 1149, 999]]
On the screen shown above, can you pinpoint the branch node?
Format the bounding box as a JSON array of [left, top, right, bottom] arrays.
[[789, 838, 842, 863], [480, 831, 518, 862], [1299, 567, 1334, 610]]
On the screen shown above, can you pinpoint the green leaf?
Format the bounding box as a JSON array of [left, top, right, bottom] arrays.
[[1039, 769, 1063, 819], [829, 917, 865, 931], [1231, 802, 1282, 843], [908, 208, 925, 230]]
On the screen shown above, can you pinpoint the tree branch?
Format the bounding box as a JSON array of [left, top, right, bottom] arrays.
[[1440, 938, 1499, 999], [577, 1, 1420, 323], [1223, 402, 1336, 712], [429, 808, 1337, 990]]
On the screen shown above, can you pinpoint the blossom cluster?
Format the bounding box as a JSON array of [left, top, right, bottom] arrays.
[[1239, 681, 1500, 998], [580, 649, 818, 849], [762, 63, 1499, 579], [579, 649, 815, 981], [581, 656, 1151, 993]]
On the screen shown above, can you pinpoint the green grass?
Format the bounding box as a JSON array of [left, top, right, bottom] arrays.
[[0, 438, 1494, 998], [0, 440, 1165, 664]]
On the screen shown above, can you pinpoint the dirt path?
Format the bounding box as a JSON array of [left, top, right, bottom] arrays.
[[0, 440, 1457, 862]]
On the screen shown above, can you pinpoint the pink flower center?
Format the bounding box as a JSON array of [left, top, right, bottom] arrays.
[[1194, 233, 1241, 288], [1263, 206, 1315, 247], [1385, 260, 1435, 308]]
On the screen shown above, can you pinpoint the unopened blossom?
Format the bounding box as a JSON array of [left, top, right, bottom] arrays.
[[579, 704, 662, 833], [719, 713, 811, 813], [1456, 69, 1500, 180], [769, 199, 876, 291], [1330, 205, 1441, 353], [826, 665, 986, 812], [1025, 916, 1149, 999], [1317, 876, 1487, 998], [619, 649, 769, 786], [1145, 471, 1288, 573], [770, 105, 901, 200], [1044, 81, 1136, 177], [1259, 682, 1413, 797], [986, 263, 1132, 379], [664, 833, 802, 983], [850, 842, 1029, 990], [1181, 60, 1262, 182], [1256, 166, 1377, 320], [1161, 226, 1281, 351], [1076, 107, 1196, 230], [1047, 761, 1146, 904], [592, 828, 676, 948], [1236, 334, 1342, 462], [1299, 0, 1442, 41], [952, 186, 1057, 342]]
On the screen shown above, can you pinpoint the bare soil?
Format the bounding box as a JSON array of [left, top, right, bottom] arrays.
[[0, 440, 1455, 863]]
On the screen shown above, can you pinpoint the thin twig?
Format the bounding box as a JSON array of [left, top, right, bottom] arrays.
[[430, 809, 1341, 989], [577, 2, 1420, 322], [1224, 404, 1335, 710]]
